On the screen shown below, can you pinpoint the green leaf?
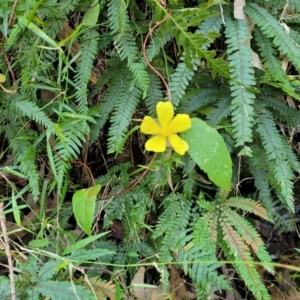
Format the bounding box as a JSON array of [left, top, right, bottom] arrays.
[[0, 73, 6, 83], [62, 231, 110, 256], [28, 238, 49, 248], [18, 16, 62, 51], [82, 1, 100, 26], [11, 190, 21, 226], [182, 118, 232, 190], [72, 184, 101, 235]]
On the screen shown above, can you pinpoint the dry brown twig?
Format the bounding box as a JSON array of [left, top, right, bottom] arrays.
[[142, 10, 172, 102], [0, 200, 16, 300]]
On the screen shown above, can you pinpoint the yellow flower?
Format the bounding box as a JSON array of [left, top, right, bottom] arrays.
[[140, 101, 191, 155]]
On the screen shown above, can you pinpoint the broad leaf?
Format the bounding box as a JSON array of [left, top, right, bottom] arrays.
[[72, 184, 101, 235], [181, 118, 232, 190]]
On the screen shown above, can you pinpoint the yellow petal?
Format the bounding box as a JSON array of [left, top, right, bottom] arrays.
[[140, 116, 161, 134], [156, 101, 174, 127], [145, 135, 166, 152], [168, 114, 191, 133], [168, 134, 189, 155]]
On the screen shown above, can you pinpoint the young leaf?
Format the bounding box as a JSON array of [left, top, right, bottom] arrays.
[[181, 118, 232, 190], [82, 0, 100, 26], [72, 184, 101, 235]]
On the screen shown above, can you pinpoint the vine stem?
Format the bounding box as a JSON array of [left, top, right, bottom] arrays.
[[142, 11, 172, 102]]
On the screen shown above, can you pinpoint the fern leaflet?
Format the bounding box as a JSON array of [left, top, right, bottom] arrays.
[[6, 124, 40, 200], [74, 29, 99, 114], [225, 17, 255, 147], [169, 58, 197, 107], [254, 28, 297, 99], [13, 97, 54, 128], [107, 79, 141, 154], [255, 109, 294, 211], [90, 72, 125, 144], [144, 72, 163, 117], [107, 0, 149, 96], [245, 3, 300, 72]]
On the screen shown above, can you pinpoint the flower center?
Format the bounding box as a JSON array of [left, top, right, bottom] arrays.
[[161, 125, 171, 137]]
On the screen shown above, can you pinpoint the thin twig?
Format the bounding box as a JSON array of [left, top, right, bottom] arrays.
[[142, 11, 172, 101], [0, 201, 16, 300], [99, 152, 157, 201]]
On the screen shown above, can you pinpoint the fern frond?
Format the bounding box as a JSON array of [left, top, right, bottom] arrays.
[[220, 217, 271, 299], [84, 277, 116, 300], [220, 218, 249, 261], [248, 157, 273, 213], [206, 96, 231, 126], [193, 216, 217, 253], [282, 136, 300, 172], [259, 75, 300, 101], [226, 209, 273, 273], [144, 72, 163, 117], [287, 0, 300, 12], [54, 118, 89, 194], [254, 28, 300, 100], [107, 80, 141, 154], [90, 73, 125, 144], [13, 97, 54, 129], [144, 29, 172, 63], [67, 248, 115, 264], [224, 209, 264, 252], [245, 3, 300, 72], [196, 14, 223, 50], [6, 124, 40, 200], [161, 203, 191, 261], [254, 0, 300, 12], [108, 0, 149, 96], [74, 29, 99, 114], [254, 28, 289, 84], [153, 3, 229, 76], [235, 258, 271, 300], [197, 197, 216, 212], [178, 88, 220, 113], [225, 17, 255, 147], [225, 197, 269, 220], [153, 194, 191, 261], [33, 281, 94, 300], [181, 154, 197, 199], [179, 244, 230, 298], [91, 59, 127, 98], [178, 220, 230, 298], [38, 261, 62, 282], [182, 171, 195, 199], [262, 95, 300, 127], [169, 58, 197, 106], [255, 109, 294, 211]]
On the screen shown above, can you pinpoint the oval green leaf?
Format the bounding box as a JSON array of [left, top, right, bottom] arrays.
[[0, 74, 6, 83], [82, 2, 100, 26], [181, 118, 232, 190], [29, 238, 49, 248], [72, 184, 101, 235]]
